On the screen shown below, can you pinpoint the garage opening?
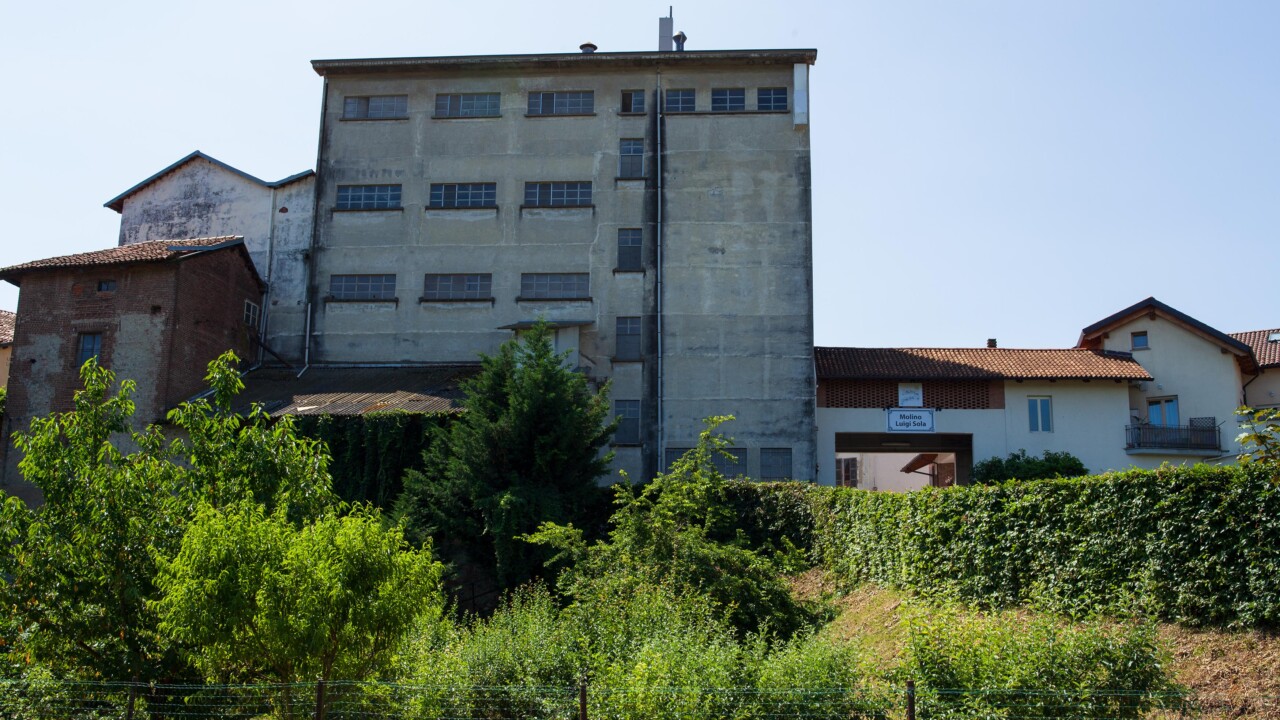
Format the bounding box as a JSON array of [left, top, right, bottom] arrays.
[[833, 432, 974, 491]]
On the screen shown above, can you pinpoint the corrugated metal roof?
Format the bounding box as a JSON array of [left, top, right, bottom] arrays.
[[235, 365, 480, 417], [815, 347, 1153, 381]]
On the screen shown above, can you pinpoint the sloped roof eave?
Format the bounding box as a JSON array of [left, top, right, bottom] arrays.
[[104, 151, 314, 212]]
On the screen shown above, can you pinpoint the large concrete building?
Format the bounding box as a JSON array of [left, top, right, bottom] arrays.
[[304, 35, 819, 481]]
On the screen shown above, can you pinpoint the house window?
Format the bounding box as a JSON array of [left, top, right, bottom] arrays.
[[711, 88, 745, 112], [329, 274, 396, 301], [429, 183, 497, 208], [711, 448, 747, 476], [423, 273, 492, 301], [757, 87, 789, 111], [75, 332, 102, 367], [617, 229, 642, 271], [665, 89, 695, 113], [1148, 397, 1180, 427], [97, 279, 116, 292], [621, 89, 646, 113], [836, 457, 859, 488], [616, 316, 641, 360], [619, 139, 644, 178], [244, 300, 261, 327], [523, 181, 592, 207], [343, 95, 408, 119], [434, 93, 500, 118], [520, 273, 589, 300], [1028, 396, 1053, 432], [1131, 331, 1149, 350], [336, 185, 402, 210], [615, 400, 641, 444], [527, 91, 594, 115], [760, 448, 793, 481]]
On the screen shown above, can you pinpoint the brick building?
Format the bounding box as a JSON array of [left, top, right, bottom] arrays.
[[0, 236, 264, 501]]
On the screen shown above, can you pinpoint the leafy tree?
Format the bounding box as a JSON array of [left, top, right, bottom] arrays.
[[155, 502, 443, 718], [396, 322, 616, 592], [1237, 405, 1280, 468], [971, 449, 1088, 484], [527, 416, 813, 638]]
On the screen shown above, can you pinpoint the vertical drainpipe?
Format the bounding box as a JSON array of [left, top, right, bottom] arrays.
[[259, 185, 278, 366], [300, 77, 330, 378], [655, 72, 666, 471]]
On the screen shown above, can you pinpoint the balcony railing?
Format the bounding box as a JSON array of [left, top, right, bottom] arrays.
[[1125, 424, 1220, 451]]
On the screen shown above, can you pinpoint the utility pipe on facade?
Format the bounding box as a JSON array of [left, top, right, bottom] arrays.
[[655, 72, 666, 469]]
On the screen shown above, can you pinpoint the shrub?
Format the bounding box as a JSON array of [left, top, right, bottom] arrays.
[[971, 449, 1088, 484]]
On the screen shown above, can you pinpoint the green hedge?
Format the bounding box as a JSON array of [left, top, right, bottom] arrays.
[[809, 465, 1280, 627]]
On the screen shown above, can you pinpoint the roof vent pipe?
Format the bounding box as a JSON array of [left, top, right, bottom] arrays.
[[673, 31, 687, 52], [987, 338, 998, 348], [579, 42, 597, 54]]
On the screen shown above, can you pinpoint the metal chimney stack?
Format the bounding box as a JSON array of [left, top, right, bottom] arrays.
[[659, 9, 673, 51]]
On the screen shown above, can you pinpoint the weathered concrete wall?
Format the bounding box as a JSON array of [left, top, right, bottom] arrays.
[[262, 177, 315, 363]]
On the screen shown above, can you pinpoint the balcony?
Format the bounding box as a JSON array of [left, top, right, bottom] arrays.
[[1125, 423, 1220, 453]]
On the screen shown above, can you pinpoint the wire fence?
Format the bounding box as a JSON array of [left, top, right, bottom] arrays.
[[0, 678, 1273, 720]]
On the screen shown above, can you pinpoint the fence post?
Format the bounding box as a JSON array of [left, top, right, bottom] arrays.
[[906, 680, 915, 720], [579, 675, 588, 720], [315, 677, 327, 720]]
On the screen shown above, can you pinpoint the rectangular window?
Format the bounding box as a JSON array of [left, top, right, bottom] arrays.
[[423, 273, 492, 301], [429, 183, 497, 208], [343, 95, 408, 119], [617, 228, 642, 271], [243, 300, 260, 327], [619, 139, 644, 178], [621, 89, 646, 113], [523, 181, 592, 207], [97, 279, 116, 292], [665, 89, 695, 113], [616, 316, 641, 360], [336, 185, 402, 210], [711, 88, 746, 112], [615, 400, 641, 444], [520, 273, 589, 300], [757, 87, 789, 111], [760, 448, 793, 481], [527, 91, 594, 115], [434, 93, 500, 118], [665, 447, 693, 468], [1148, 397, 1180, 427], [711, 448, 747, 476], [76, 332, 102, 367], [1131, 331, 1149, 350], [1028, 396, 1053, 433], [329, 274, 396, 301]]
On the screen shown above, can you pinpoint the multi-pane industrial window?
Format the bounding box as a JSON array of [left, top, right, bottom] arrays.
[[711, 448, 747, 476], [757, 87, 788, 111], [329, 274, 396, 301], [527, 91, 594, 115], [75, 333, 102, 367], [429, 183, 497, 208], [336, 185, 402, 210], [760, 448, 793, 481], [711, 88, 746, 112], [616, 229, 642, 271], [665, 89, 695, 113], [343, 95, 408, 119], [1028, 396, 1053, 433], [520, 273, 589, 300], [435, 93, 500, 118], [423, 273, 492, 300], [615, 400, 641, 444], [616, 316, 641, 360], [621, 89, 646, 113], [619, 139, 644, 178], [243, 300, 261, 328], [524, 181, 592, 207], [664, 447, 693, 468]]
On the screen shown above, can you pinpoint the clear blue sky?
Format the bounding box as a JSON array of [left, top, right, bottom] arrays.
[[1, 1, 1275, 348]]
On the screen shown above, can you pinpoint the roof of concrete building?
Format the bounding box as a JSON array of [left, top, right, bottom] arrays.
[[814, 347, 1153, 381], [104, 150, 315, 212], [0, 237, 261, 287], [0, 310, 14, 347], [312, 48, 817, 76], [1231, 328, 1280, 368], [233, 365, 480, 417]]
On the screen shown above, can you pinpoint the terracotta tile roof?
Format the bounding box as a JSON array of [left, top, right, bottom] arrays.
[[815, 347, 1152, 381], [1231, 328, 1280, 368], [0, 309, 14, 347], [232, 365, 481, 417], [0, 237, 243, 278]]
